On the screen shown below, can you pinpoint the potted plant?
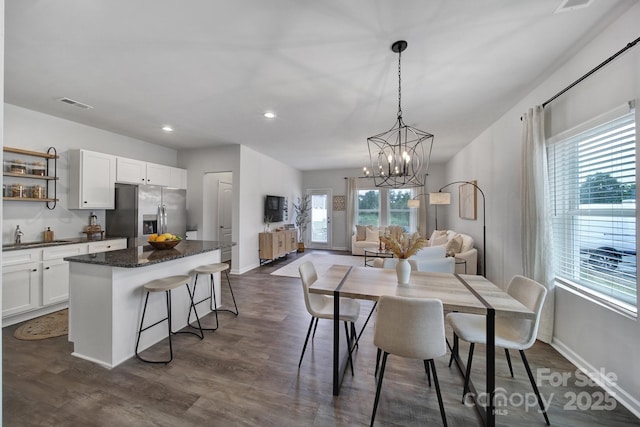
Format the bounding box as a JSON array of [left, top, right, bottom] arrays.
[[293, 194, 311, 252]]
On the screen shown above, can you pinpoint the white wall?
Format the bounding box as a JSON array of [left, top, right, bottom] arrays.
[[238, 145, 302, 272], [178, 144, 302, 274], [2, 104, 177, 243], [445, 3, 640, 416]]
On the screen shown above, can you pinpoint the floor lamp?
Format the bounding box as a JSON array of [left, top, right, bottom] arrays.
[[430, 181, 486, 277]]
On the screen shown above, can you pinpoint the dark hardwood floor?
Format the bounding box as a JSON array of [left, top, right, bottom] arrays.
[[3, 249, 639, 426]]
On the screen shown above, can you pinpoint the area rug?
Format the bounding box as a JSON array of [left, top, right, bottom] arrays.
[[271, 253, 365, 278], [13, 309, 68, 341]]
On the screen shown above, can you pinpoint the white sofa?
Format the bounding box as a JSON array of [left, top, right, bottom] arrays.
[[351, 225, 382, 256], [351, 225, 409, 256], [426, 230, 478, 275]]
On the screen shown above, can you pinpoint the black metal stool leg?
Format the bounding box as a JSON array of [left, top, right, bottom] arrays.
[[135, 290, 174, 364], [165, 291, 174, 361], [210, 274, 220, 330], [182, 281, 204, 339], [223, 270, 239, 315], [188, 274, 217, 332], [209, 270, 239, 316]]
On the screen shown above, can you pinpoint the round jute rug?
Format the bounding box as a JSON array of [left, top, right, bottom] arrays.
[[13, 309, 68, 340]]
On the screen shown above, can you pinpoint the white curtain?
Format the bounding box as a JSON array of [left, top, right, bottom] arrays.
[[346, 178, 357, 252], [522, 105, 555, 343]]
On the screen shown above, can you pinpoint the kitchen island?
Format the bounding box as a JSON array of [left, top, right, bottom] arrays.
[[65, 240, 235, 368]]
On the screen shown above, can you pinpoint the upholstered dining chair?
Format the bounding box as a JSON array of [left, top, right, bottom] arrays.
[[411, 257, 455, 273], [298, 261, 361, 372], [371, 295, 448, 427], [446, 275, 549, 425]]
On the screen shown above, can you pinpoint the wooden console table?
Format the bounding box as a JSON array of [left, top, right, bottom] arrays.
[[258, 229, 297, 265]]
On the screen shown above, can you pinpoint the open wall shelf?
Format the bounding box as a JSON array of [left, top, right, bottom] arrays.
[[3, 146, 59, 209]]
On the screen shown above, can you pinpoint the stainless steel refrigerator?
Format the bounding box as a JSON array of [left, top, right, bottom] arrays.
[[106, 183, 187, 247]]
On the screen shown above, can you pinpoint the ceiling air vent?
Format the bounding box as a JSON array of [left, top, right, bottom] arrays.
[[554, 0, 594, 14], [57, 97, 93, 110]]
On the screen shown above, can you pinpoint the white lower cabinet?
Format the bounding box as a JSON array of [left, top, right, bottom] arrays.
[[2, 262, 40, 317], [2, 238, 127, 325], [42, 259, 71, 306]]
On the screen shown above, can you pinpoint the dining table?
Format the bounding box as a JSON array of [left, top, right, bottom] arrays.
[[308, 265, 535, 427]]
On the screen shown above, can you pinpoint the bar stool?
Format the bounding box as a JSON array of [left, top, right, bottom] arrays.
[[135, 275, 204, 364], [188, 263, 238, 331]]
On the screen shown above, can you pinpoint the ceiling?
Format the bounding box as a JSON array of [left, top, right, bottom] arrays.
[[4, 0, 635, 171]]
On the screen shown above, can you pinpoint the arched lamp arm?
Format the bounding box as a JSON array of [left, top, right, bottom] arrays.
[[437, 181, 487, 277]]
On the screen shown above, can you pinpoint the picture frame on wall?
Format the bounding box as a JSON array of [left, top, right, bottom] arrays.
[[459, 181, 477, 220]]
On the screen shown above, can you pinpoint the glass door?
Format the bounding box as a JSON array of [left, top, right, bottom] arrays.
[[308, 189, 331, 249]]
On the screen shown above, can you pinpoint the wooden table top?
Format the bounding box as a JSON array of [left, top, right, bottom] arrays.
[[309, 265, 534, 319]]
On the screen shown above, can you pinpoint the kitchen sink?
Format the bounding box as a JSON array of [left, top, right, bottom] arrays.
[[2, 240, 75, 250]]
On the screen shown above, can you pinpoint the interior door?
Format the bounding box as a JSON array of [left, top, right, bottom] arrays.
[[218, 180, 233, 262], [308, 189, 331, 250]]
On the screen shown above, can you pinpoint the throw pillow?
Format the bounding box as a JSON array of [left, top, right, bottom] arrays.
[[429, 229, 447, 245], [365, 227, 378, 242], [355, 225, 367, 241], [431, 234, 449, 247], [445, 234, 464, 255]]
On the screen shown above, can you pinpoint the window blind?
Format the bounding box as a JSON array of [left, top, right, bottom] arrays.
[[547, 109, 637, 308]]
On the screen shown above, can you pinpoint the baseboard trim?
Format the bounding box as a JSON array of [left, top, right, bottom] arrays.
[[551, 337, 640, 419]]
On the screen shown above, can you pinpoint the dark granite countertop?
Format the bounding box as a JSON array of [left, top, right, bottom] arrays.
[[64, 240, 235, 268], [2, 236, 126, 252]]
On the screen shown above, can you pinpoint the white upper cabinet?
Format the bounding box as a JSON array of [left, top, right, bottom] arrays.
[[116, 157, 147, 185], [117, 157, 185, 188], [145, 162, 171, 187], [69, 150, 116, 209], [169, 167, 187, 189]]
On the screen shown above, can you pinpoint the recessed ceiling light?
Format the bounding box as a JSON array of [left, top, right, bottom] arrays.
[[263, 112, 276, 119], [162, 125, 174, 132]]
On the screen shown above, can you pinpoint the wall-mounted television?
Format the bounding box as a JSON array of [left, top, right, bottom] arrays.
[[264, 195, 285, 222]]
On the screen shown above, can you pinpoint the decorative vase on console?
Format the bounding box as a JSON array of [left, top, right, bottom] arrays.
[[380, 232, 428, 285]]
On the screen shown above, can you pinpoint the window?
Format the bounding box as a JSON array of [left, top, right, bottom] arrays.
[[356, 188, 417, 232], [389, 189, 412, 229], [357, 189, 380, 226], [547, 108, 636, 310]]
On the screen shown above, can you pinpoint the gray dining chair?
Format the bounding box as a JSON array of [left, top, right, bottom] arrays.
[[371, 295, 448, 426], [446, 275, 549, 425], [298, 261, 360, 372]]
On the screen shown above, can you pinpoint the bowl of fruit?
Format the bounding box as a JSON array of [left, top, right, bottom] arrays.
[[148, 233, 182, 250]]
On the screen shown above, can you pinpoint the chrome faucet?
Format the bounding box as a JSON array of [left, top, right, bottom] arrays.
[[15, 225, 24, 245]]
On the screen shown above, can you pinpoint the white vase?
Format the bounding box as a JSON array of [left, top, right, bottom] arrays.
[[396, 258, 411, 285]]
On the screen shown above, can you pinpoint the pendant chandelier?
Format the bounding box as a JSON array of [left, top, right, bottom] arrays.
[[364, 40, 434, 188]]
